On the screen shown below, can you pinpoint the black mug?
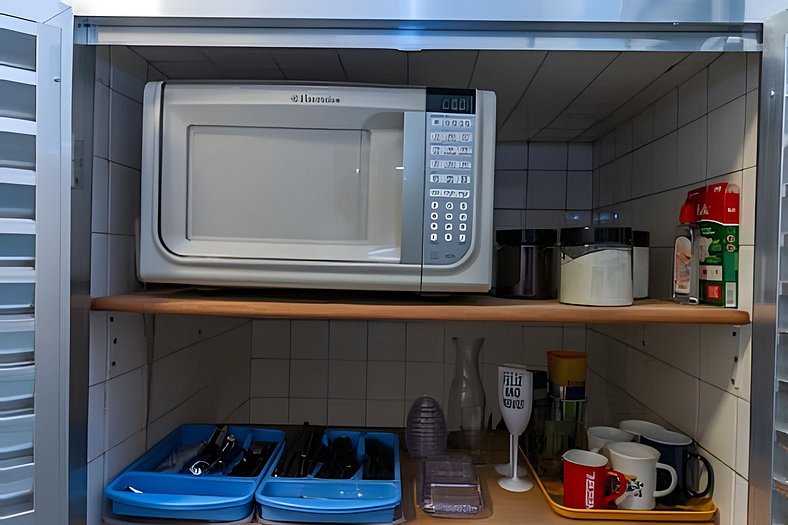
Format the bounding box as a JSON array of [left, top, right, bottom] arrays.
[[640, 429, 713, 506]]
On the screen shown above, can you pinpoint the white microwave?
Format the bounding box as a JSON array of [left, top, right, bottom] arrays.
[[138, 82, 496, 292]]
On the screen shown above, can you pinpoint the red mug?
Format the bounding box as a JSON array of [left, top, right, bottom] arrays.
[[562, 449, 628, 509]]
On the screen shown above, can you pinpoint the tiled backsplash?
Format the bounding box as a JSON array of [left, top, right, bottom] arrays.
[[589, 52, 758, 525], [493, 141, 592, 232], [248, 319, 586, 429]]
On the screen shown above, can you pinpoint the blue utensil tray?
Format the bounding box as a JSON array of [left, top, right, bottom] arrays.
[[256, 431, 401, 524], [105, 424, 285, 522]]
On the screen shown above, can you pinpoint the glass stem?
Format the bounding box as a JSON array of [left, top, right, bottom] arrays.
[[511, 433, 519, 481]]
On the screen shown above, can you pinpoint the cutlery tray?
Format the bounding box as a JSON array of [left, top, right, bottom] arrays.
[[256, 430, 401, 524], [105, 424, 285, 522]]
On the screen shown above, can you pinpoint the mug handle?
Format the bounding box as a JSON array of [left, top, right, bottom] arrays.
[[685, 452, 714, 498], [602, 469, 629, 507], [653, 463, 678, 498]]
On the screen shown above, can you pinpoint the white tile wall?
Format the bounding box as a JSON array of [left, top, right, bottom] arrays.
[[589, 53, 756, 524], [367, 361, 406, 400], [708, 53, 747, 111], [252, 319, 291, 359], [653, 88, 678, 137], [109, 46, 148, 103], [405, 361, 444, 404], [91, 157, 108, 233], [155, 315, 247, 360], [528, 142, 567, 170], [678, 69, 707, 127], [527, 170, 567, 209], [87, 456, 105, 525], [291, 320, 328, 359], [89, 312, 108, 387], [406, 322, 444, 362], [567, 142, 593, 170], [108, 91, 142, 170], [707, 96, 746, 178], [328, 399, 366, 426], [330, 321, 367, 360], [368, 322, 406, 361], [93, 81, 109, 160], [493, 170, 526, 209], [107, 313, 146, 379], [105, 367, 145, 449], [744, 89, 758, 170], [250, 398, 289, 424], [495, 143, 527, 170], [108, 163, 140, 236], [633, 105, 655, 148], [87, 383, 106, 463], [566, 171, 592, 209], [366, 399, 405, 428], [328, 360, 366, 399], [251, 359, 290, 397], [89, 233, 108, 298], [676, 116, 706, 187], [698, 381, 738, 468], [289, 398, 327, 425], [289, 360, 328, 398]]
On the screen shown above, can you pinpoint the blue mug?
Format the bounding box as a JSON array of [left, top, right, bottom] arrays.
[[639, 429, 713, 506]]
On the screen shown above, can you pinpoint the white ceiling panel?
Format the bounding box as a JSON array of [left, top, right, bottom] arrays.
[[548, 52, 687, 130], [532, 128, 585, 142], [574, 52, 720, 141], [468, 51, 546, 130], [200, 48, 284, 79], [269, 49, 347, 81], [407, 51, 478, 88], [502, 51, 618, 139], [338, 49, 407, 85], [131, 46, 208, 62], [126, 46, 723, 142], [150, 61, 224, 79]]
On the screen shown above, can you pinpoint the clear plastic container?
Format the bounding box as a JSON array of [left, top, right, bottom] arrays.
[[559, 227, 633, 306]]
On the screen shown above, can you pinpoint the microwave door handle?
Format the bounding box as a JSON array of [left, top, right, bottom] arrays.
[[400, 112, 427, 265]]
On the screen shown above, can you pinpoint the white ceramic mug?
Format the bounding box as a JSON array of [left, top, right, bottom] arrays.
[[587, 426, 635, 454], [607, 441, 678, 510], [618, 420, 666, 442]]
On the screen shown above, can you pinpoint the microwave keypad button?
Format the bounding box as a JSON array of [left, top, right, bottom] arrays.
[[445, 233, 453, 242], [460, 213, 468, 221], [430, 222, 438, 231], [430, 212, 438, 220], [431, 202, 439, 209], [459, 223, 467, 232], [430, 233, 438, 243], [445, 224, 453, 231], [446, 202, 454, 210], [459, 202, 468, 211], [445, 213, 453, 221], [459, 234, 467, 243]]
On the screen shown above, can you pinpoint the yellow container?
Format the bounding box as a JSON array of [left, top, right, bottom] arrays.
[[547, 351, 587, 400]]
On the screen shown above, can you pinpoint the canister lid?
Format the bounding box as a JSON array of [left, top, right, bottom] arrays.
[[496, 228, 558, 246], [631, 230, 650, 247], [560, 226, 632, 246]]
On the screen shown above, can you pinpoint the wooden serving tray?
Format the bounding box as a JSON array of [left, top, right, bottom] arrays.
[[523, 453, 717, 522]]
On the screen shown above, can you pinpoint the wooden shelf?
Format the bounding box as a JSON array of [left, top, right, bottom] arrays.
[[90, 288, 750, 325]]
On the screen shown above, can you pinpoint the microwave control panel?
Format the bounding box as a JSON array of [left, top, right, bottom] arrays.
[[423, 111, 476, 265]]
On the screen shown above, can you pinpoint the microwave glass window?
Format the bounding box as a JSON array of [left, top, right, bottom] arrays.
[[185, 119, 403, 262]]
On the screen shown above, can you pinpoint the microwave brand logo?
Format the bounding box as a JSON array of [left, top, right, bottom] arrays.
[[290, 93, 341, 104]]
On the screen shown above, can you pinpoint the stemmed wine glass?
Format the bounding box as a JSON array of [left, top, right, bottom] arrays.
[[497, 364, 534, 492]]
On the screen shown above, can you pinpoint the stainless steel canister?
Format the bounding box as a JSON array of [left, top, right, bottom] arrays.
[[495, 229, 559, 299]]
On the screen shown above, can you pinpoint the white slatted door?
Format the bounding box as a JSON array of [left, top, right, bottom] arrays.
[[0, 12, 68, 523], [0, 15, 37, 520]]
